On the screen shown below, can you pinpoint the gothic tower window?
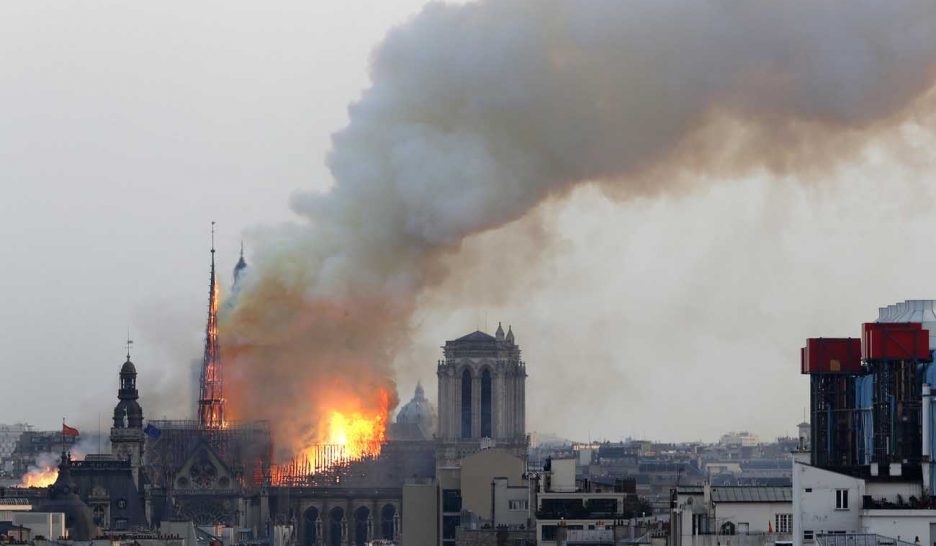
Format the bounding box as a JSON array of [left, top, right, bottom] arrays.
[[380, 504, 396, 540], [303, 507, 319, 546], [461, 369, 472, 439], [328, 507, 343, 546], [354, 506, 369, 546], [481, 369, 492, 438]]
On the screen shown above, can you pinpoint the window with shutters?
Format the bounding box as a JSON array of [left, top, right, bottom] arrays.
[[775, 514, 792, 533]]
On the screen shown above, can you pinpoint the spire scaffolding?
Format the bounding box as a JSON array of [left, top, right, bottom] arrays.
[[198, 222, 224, 429]]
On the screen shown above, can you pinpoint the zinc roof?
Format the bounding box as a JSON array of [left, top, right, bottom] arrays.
[[711, 486, 792, 503]]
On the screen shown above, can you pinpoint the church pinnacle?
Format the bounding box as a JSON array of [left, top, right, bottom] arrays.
[[197, 222, 224, 429]]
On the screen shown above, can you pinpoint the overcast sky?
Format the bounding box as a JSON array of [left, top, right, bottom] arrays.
[[2, 1, 936, 444]]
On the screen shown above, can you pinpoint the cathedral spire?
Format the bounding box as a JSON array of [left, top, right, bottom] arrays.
[[495, 322, 505, 341], [233, 240, 248, 287], [198, 222, 224, 429]]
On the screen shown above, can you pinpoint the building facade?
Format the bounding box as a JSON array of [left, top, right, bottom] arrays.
[[436, 325, 527, 463]]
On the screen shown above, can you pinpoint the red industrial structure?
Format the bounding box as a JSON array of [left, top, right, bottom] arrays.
[[801, 302, 935, 470]]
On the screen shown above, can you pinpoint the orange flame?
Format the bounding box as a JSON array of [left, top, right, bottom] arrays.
[[269, 387, 390, 484], [199, 266, 226, 429], [17, 465, 58, 488], [302, 388, 389, 469]]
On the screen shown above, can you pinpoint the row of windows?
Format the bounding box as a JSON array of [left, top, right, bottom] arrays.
[[302, 505, 396, 546], [803, 487, 850, 510], [508, 499, 529, 511], [717, 515, 791, 536], [542, 523, 614, 540]]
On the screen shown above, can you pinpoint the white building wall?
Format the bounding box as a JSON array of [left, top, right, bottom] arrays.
[[865, 482, 923, 503], [492, 480, 528, 527], [679, 535, 793, 546], [715, 502, 793, 534], [6, 512, 66, 540], [861, 510, 936, 545], [793, 463, 864, 546], [550, 458, 576, 493]]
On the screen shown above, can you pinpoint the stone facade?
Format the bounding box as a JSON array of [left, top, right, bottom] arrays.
[[436, 325, 528, 463]]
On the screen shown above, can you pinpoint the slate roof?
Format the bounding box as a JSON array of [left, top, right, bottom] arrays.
[[453, 330, 496, 343], [710, 486, 792, 503], [387, 422, 431, 441], [120, 358, 137, 375]]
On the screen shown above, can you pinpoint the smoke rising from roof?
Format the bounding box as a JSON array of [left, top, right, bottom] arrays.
[[222, 0, 936, 454]]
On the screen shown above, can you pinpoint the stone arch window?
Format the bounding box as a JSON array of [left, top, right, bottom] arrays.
[[460, 369, 472, 439], [480, 368, 492, 438], [380, 504, 396, 540], [354, 506, 369, 546], [303, 507, 319, 546], [328, 507, 343, 546]]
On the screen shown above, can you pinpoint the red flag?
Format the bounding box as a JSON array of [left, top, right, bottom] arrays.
[[62, 423, 79, 437]]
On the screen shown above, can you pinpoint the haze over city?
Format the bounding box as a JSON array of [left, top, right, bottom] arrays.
[[3, 0, 936, 448], [10, 3, 936, 546]]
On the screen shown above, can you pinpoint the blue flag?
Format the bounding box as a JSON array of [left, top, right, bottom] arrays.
[[144, 423, 161, 439]]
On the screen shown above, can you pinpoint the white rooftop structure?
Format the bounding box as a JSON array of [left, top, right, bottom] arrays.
[[876, 299, 936, 348]]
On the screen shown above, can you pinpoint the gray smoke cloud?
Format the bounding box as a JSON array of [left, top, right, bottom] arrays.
[[224, 0, 936, 453]]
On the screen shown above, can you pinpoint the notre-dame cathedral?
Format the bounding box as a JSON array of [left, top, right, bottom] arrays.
[[436, 323, 528, 464], [21, 239, 528, 545]]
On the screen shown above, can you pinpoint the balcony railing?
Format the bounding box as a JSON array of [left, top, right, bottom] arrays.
[[817, 534, 918, 546]]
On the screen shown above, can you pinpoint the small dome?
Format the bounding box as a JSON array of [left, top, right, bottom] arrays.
[[120, 358, 136, 375], [396, 382, 435, 432]]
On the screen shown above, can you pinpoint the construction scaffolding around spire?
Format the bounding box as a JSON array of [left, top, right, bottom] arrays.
[[198, 222, 224, 429]]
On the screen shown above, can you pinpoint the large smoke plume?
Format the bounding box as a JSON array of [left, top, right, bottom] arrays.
[[222, 0, 936, 456]]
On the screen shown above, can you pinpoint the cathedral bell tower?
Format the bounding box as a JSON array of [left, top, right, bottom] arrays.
[[437, 323, 527, 462], [111, 352, 145, 488]]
